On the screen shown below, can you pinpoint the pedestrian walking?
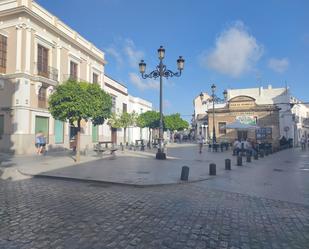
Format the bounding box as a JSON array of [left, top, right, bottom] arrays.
[[197, 132, 204, 153]]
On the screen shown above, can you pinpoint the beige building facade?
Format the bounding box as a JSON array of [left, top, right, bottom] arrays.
[[0, 0, 152, 154]]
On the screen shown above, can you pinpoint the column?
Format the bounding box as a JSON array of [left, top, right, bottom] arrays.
[[15, 25, 23, 73], [25, 26, 32, 73]]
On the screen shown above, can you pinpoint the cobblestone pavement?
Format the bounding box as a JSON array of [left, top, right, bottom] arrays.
[[1, 178, 309, 249]]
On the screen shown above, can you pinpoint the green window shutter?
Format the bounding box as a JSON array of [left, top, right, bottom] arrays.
[[92, 124, 98, 142], [35, 116, 49, 143], [55, 120, 64, 144], [0, 115, 4, 136]]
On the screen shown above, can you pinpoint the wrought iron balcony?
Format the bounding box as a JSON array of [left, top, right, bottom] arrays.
[[35, 62, 59, 82]]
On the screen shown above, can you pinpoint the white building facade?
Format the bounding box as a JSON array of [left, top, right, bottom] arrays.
[[0, 0, 152, 154]]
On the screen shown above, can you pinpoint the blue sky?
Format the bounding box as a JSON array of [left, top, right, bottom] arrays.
[[37, 0, 309, 119]]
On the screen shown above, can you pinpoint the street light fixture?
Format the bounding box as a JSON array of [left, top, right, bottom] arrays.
[[210, 85, 228, 151], [139, 46, 184, 160]]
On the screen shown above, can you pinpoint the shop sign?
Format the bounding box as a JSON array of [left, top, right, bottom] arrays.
[[236, 116, 257, 125]]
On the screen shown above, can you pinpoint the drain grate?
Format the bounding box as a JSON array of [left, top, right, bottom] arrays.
[[273, 168, 284, 172]]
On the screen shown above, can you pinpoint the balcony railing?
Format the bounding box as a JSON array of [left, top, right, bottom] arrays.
[[35, 62, 59, 82]]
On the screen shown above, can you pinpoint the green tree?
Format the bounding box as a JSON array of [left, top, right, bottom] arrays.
[[136, 111, 160, 143], [164, 113, 189, 134], [108, 112, 138, 144], [49, 80, 112, 162]]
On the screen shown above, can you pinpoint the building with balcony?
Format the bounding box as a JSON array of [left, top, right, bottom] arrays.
[[0, 0, 152, 154]]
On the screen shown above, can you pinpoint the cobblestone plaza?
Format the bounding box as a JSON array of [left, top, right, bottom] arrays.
[[1, 174, 309, 249]]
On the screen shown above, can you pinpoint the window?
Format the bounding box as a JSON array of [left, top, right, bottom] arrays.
[[70, 61, 78, 80], [38, 86, 47, 108], [218, 122, 226, 134], [111, 96, 116, 113], [0, 115, 4, 137], [123, 103, 127, 113], [37, 44, 49, 77], [93, 73, 99, 84], [0, 35, 7, 74]]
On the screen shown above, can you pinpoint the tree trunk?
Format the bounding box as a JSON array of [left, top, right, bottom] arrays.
[[76, 119, 81, 163], [149, 128, 151, 146], [123, 127, 126, 145]]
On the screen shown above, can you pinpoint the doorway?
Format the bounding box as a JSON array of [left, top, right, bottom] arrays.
[[111, 128, 117, 144], [237, 130, 248, 141]]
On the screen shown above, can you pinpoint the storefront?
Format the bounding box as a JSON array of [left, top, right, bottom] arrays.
[[208, 96, 281, 148]]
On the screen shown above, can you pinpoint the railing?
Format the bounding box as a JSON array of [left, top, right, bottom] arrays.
[[35, 62, 59, 82]]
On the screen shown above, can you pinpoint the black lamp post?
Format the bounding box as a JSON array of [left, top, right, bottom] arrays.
[[139, 46, 184, 160], [210, 85, 228, 151]]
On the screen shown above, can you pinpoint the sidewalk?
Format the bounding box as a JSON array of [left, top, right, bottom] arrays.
[[0, 144, 231, 184]]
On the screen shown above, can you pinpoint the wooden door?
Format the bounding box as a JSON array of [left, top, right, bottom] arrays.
[[111, 128, 117, 144]]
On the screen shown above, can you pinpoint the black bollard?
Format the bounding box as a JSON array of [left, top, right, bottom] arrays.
[[254, 153, 259, 160], [246, 155, 251, 163], [237, 156, 242, 166], [180, 166, 190, 181], [209, 163, 216, 175], [225, 159, 231, 170]]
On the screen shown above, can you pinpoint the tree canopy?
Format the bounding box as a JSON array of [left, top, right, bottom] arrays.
[[164, 113, 189, 131], [49, 80, 112, 125], [136, 111, 160, 129]]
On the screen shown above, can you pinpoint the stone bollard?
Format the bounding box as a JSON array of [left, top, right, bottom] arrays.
[[254, 153, 259, 160], [237, 156, 242, 166], [180, 166, 190, 181], [246, 155, 251, 163], [209, 163, 216, 175], [260, 150, 264, 158], [225, 159, 231, 170], [120, 143, 124, 151]]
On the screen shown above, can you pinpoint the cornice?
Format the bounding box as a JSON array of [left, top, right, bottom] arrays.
[[0, 6, 107, 65]]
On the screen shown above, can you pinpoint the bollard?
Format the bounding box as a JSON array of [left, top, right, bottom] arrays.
[[246, 155, 251, 163], [254, 153, 259, 160], [209, 163, 216, 175], [180, 166, 190, 181], [225, 159, 231, 170], [120, 143, 124, 151], [260, 150, 264, 158], [237, 156, 242, 166]]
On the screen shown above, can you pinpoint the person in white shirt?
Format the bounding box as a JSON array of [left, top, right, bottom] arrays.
[[300, 135, 306, 150], [197, 132, 205, 154], [233, 139, 241, 155]]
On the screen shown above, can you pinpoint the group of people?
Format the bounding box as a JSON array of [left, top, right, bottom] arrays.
[[300, 135, 309, 150], [233, 138, 257, 156], [35, 131, 47, 154]]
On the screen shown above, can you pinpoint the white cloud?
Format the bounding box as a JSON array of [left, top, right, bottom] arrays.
[[129, 72, 159, 90], [105, 47, 123, 66], [200, 21, 263, 78], [123, 39, 144, 68], [268, 58, 289, 73]]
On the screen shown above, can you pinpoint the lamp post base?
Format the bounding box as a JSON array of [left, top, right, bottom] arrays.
[[156, 150, 166, 160]]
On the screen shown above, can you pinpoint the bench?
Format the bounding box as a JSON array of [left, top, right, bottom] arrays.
[[94, 142, 118, 156]]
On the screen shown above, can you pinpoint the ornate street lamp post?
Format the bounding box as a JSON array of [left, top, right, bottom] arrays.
[[210, 85, 228, 151], [139, 46, 184, 159]]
